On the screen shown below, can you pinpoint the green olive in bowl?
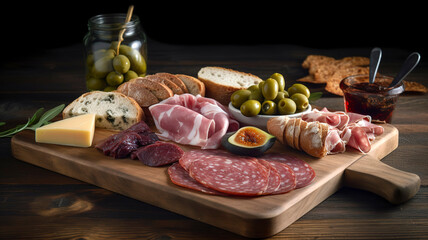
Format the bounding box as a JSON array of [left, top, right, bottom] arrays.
[[277, 98, 296, 115], [288, 83, 311, 98], [290, 93, 309, 110], [240, 100, 261, 117], [231, 89, 251, 108]]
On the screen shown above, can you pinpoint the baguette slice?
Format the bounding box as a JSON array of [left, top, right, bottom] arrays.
[[175, 74, 206, 96], [197, 66, 262, 105], [62, 91, 144, 131], [266, 116, 289, 144], [267, 116, 329, 158], [299, 121, 329, 158]]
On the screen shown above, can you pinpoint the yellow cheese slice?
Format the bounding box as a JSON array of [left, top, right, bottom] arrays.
[[35, 113, 96, 147]]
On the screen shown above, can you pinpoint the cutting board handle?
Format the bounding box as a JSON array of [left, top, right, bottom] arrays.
[[344, 155, 420, 204]]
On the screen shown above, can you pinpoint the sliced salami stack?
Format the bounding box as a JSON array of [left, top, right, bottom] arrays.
[[168, 149, 315, 196]]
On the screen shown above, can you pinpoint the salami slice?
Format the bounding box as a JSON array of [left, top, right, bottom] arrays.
[[257, 159, 282, 195], [186, 150, 269, 196], [261, 153, 315, 188], [179, 149, 230, 171], [168, 163, 224, 195], [264, 160, 296, 194]]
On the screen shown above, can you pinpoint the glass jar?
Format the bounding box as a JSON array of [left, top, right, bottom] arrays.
[[339, 74, 405, 123], [83, 13, 147, 91]]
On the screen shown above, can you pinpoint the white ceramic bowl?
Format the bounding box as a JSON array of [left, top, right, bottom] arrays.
[[228, 102, 312, 130]]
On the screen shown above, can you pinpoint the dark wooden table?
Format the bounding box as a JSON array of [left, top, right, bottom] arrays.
[[1, 39, 427, 239]]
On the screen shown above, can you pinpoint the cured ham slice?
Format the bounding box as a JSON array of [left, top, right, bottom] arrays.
[[149, 94, 239, 149], [302, 107, 349, 130], [267, 108, 385, 157]]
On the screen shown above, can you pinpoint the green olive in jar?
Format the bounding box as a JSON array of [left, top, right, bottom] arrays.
[[261, 100, 277, 115], [240, 100, 261, 117], [86, 77, 107, 90], [124, 70, 139, 82], [277, 98, 296, 115], [104, 86, 117, 92], [106, 71, 124, 86], [231, 89, 251, 108], [290, 93, 309, 110], [270, 73, 285, 92], [118, 45, 147, 75], [288, 83, 310, 98], [113, 55, 131, 74], [262, 78, 279, 100], [92, 56, 114, 78]]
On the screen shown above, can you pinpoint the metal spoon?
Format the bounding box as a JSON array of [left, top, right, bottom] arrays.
[[388, 52, 421, 88], [369, 47, 382, 84]]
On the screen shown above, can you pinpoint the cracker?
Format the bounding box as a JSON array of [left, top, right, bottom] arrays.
[[325, 66, 370, 96], [403, 81, 428, 93]]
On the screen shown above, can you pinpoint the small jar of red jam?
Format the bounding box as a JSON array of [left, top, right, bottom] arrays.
[[339, 74, 405, 123]]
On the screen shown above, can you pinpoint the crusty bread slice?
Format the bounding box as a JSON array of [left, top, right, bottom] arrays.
[[285, 118, 296, 149], [62, 91, 144, 131], [116, 82, 159, 107], [293, 118, 302, 150], [129, 77, 173, 100], [145, 74, 183, 95], [300, 121, 329, 158], [266, 116, 289, 144], [175, 74, 206, 97], [155, 72, 188, 93], [197, 66, 262, 105]]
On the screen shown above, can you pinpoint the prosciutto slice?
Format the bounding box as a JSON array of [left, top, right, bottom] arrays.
[[302, 108, 384, 154], [149, 94, 239, 149]]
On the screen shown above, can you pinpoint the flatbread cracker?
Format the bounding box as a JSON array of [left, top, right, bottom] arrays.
[[403, 81, 428, 93]]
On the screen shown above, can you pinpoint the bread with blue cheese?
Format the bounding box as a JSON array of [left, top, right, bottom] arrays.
[[62, 91, 144, 131]]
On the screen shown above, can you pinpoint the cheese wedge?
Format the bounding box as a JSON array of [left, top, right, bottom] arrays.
[[35, 113, 96, 147]]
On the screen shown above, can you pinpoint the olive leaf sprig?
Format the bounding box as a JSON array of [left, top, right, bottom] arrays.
[[0, 104, 65, 138], [308, 92, 323, 103]]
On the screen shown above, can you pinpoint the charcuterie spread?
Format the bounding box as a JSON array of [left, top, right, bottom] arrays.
[[18, 64, 392, 198], [9, 56, 422, 238]]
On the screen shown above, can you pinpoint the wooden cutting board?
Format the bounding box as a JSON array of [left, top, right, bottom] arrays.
[[11, 124, 420, 238]]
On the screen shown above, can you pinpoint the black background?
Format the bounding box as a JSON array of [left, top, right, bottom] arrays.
[[2, 1, 427, 58]]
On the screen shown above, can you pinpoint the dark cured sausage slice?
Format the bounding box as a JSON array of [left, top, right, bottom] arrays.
[[261, 153, 315, 188], [186, 150, 269, 196], [168, 163, 225, 195], [134, 142, 184, 167]]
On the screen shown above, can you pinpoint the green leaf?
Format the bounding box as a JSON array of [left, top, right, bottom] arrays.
[[27, 104, 65, 130], [0, 122, 5, 127], [0, 104, 65, 137], [308, 92, 323, 103]]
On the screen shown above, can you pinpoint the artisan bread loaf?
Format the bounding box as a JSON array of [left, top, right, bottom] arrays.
[[197, 66, 262, 105], [63, 91, 144, 131], [175, 74, 205, 96]]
